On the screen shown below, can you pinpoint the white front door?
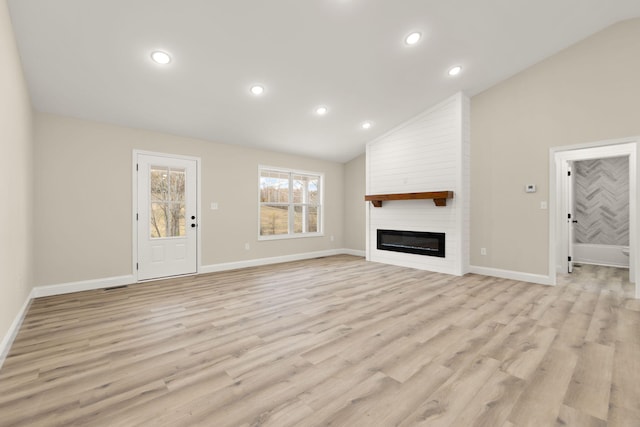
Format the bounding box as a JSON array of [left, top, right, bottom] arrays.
[[136, 153, 198, 281]]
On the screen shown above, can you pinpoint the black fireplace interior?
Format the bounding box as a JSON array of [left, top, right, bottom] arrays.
[[377, 229, 445, 257]]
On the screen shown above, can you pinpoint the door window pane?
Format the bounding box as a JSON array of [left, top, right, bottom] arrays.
[[150, 202, 168, 238], [169, 169, 185, 201], [150, 167, 169, 201], [150, 166, 186, 238]]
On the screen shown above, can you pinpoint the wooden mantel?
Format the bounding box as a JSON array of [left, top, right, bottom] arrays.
[[365, 191, 454, 207]]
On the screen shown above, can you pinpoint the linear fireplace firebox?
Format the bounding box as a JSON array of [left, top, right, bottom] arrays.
[[377, 229, 445, 257]]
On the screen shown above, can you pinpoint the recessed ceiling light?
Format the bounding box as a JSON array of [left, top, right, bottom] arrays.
[[250, 85, 265, 96], [150, 50, 171, 65], [361, 121, 372, 130], [316, 106, 328, 115], [405, 32, 421, 45], [448, 65, 462, 76]]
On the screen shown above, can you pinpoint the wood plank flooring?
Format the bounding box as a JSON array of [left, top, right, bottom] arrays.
[[0, 256, 639, 426]]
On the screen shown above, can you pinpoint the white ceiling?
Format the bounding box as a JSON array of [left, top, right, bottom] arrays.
[[8, 0, 640, 162]]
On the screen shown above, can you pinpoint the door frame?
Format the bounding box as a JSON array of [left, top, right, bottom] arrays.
[[132, 150, 202, 282], [567, 161, 574, 274], [549, 137, 638, 298]]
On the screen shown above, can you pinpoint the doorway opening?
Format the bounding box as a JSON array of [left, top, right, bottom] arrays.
[[571, 157, 630, 271], [549, 138, 638, 299]]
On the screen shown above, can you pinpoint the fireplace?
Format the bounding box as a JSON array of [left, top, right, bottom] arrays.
[[377, 229, 445, 257]]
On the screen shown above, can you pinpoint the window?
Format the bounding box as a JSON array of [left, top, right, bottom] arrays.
[[259, 167, 323, 238]]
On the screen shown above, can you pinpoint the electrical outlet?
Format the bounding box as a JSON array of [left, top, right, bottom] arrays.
[[330, 235, 334, 242], [244, 243, 250, 250], [540, 201, 548, 210], [480, 248, 487, 256]]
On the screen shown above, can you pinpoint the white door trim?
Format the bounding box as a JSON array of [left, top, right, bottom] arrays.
[[549, 137, 638, 298], [132, 150, 202, 282], [567, 162, 574, 274]]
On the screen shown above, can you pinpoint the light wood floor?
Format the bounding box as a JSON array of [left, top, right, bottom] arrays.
[[1, 256, 639, 426], [558, 263, 636, 299]]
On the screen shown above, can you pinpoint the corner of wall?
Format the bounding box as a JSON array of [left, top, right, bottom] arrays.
[[0, 0, 36, 363]]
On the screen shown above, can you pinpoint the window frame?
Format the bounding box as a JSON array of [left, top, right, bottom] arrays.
[[258, 165, 324, 240]]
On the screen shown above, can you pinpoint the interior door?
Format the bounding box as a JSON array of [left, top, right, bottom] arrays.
[[137, 153, 198, 281], [568, 163, 575, 273]]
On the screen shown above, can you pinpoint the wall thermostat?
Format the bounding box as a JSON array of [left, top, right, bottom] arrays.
[[525, 184, 537, 193]]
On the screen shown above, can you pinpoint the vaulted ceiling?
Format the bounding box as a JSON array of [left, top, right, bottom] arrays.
[[8, 0, 640, 162]]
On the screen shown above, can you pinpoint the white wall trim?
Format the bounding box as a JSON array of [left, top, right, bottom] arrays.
[[200, 249, 359, 274], [0, 290, 35, 370], [468, 265, 552, 286], [23, 249, 365, 300], [573, 261, 629, 269], [342, 249, 366, 257], [32, 275, 135, 298]]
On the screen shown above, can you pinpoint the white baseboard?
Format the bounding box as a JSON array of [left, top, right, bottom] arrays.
[[32, 275, 135, 298], [200, 249, 362, 274], [468, 265, 552, 286], [0, 289, 35, 370], [573, 260, 630, 269], [30, 250, 363, 298], [341, 249, 366, 257]]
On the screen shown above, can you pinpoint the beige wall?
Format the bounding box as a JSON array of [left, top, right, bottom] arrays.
[[11, 13, 640, 314], [34, 113, 345, 285], [0, 0, 34, 345], [343, 153, 366, 252], [471, 18, 640, 275]]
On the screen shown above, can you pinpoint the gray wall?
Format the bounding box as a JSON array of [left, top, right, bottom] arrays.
[[574, 157, 629, 246], [471, 18, 640, 275], [0, 0, 34, 348]]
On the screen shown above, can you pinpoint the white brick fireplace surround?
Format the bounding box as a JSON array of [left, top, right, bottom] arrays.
[[365, 92, 470, 275]]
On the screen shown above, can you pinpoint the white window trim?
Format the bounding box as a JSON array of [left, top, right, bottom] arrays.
[[258, 165, 324, 240]]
